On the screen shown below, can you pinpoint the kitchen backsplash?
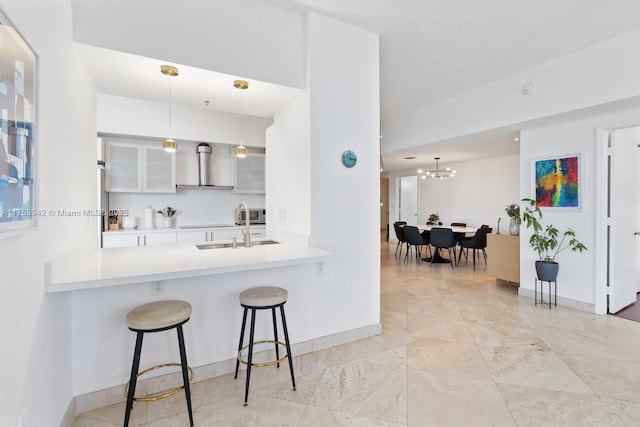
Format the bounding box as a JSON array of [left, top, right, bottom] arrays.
[[108, 191, 265, 229]]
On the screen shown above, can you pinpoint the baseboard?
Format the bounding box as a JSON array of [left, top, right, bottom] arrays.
[[72, 322, 382, 416], [518, 288, 596, 313], [59, 399, 75, 427]]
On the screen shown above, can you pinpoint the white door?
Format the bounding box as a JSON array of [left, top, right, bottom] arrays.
[[399, 176, 418, 225], [609, 128, 640, 313]]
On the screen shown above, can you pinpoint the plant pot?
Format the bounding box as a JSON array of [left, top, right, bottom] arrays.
[[508, 217, 519, 236], [535, 261, 558, 282]]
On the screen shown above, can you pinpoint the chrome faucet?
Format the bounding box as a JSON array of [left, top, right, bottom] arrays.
[[238, 202, 251, 248]]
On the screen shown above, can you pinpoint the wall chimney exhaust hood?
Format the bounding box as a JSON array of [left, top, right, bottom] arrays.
[[176, 184, 234, 190], [176, 143, 234, 190]]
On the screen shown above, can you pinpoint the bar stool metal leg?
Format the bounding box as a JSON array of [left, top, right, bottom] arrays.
[[124, 332, 144, 427], [243, 308, 257, 406], [234, 308, 248, 379], [280, 305, 296, 391], [177, 325, 194, 426], [271, 307, 280, 368]]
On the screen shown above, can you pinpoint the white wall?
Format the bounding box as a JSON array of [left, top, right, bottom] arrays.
[[268, 91, 311, 236], [388, 154, 520, 235], [0, 1, 97, 426], [307, 12, 380, 331]]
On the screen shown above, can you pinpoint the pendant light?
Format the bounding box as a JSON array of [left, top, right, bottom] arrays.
[[234, 79, 249, 158], [161, 65, 179, 152]]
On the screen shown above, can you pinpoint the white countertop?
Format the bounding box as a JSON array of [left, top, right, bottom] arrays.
[[103, 224, 265, 234], [45, 239, 331, 293]]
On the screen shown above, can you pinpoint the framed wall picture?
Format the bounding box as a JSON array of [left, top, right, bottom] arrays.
[[0, 8, 37, 232], [532, 154, 581, 210]]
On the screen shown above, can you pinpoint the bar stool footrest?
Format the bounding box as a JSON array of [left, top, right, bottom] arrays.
[[237, 339, 290, 367], [123, 362, 194, 402]]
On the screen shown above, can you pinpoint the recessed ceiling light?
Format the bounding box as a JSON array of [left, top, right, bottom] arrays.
[[404, 156, 417, 160]]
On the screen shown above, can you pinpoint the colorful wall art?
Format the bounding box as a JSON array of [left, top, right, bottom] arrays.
[[0, 9, 37, 231], [534, 155, 580, 209]]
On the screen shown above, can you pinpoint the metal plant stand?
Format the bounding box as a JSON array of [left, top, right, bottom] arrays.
[[535, 278, 557, 309]]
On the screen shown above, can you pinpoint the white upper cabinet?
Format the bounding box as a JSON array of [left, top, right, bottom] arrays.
[[106, 141, 176, 193], [143, 146, 176, 192], [105, 142, 140, 192], [233, 151, 265, 193]]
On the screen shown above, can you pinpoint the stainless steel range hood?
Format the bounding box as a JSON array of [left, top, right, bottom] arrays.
[[176, 184, 233, 190], [176, 143, 234, 190]]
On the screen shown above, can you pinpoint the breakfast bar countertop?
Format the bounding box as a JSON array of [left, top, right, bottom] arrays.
[[45, 239, 331, 293]]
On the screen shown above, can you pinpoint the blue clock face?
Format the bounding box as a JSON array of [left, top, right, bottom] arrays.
[[342, 150, 357, 168]]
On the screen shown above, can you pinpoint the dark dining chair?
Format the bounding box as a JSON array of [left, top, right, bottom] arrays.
[[450, 222, 467, 244], [393, 222, 408, 258], [457, 227, 492, 270], [403, 225, 431, 264], [429, 227, 457, 269]]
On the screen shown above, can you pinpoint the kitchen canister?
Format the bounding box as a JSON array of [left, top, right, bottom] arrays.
[[144, 207, 155, 229], [122, 216, 137, 229]]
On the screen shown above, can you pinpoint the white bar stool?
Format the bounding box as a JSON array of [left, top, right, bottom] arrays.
[[234, 286, 296, 405], [124, 300, 194, 426]]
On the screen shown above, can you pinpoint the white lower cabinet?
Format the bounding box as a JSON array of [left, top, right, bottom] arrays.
[[214, 228, 243, 241], [103, 226, 265, 248], [102, 231, 177, 248], [176, 230, 216, 244]]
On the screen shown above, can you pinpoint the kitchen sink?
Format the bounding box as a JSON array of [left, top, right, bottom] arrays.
[[196, 239, 280, 250]]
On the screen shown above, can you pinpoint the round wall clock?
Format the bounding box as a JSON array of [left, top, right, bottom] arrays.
[[341, 150, 357, 168]]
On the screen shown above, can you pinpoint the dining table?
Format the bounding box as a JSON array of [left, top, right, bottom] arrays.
[[417, 224, 479, 264]]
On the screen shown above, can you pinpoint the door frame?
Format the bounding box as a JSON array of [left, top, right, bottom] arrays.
[[594, 126, 608, 315]]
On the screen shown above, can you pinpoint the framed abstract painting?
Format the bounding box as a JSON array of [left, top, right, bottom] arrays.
[[0, 8, 37, 232], [533, 154, 581, 210]]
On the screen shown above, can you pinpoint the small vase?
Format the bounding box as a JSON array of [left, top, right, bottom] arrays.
[[508, 217, 519, 236], [162, 216, 173, 228]]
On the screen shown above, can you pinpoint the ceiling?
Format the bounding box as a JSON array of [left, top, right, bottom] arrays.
[[76, 0, 640, 171], [75, 43, 303, 119], [265, 0, 640, 120]]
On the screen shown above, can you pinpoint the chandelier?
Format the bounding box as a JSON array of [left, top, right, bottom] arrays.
[[418, 157, 456, 179]]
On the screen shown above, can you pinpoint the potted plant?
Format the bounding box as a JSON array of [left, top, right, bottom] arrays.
[[505, 203, 520, 235], [519, 198, 587, 281], [427, 212, 441, 225]]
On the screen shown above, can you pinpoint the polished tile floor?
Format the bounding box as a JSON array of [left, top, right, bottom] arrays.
[[72, 240, 640, 426]]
